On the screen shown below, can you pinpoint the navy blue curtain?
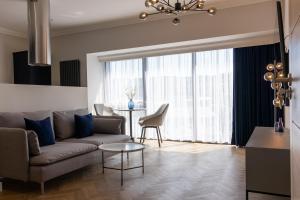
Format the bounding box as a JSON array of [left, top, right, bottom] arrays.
[[231, 43, 281, 146]]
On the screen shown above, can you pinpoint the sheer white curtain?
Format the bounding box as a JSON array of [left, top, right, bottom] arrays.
[[104, 59, 145, 137], [146, 53, 193, 141], [103, 49, 233, 143], [194, 49, 233, 143], [104, 59, 143, 107]]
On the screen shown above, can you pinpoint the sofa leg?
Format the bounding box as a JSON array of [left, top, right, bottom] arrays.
[[40, 182, 45, 194]]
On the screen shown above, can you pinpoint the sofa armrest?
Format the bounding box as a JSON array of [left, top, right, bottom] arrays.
[[93, 115, 126, 135], [0, 128, 29, 181]]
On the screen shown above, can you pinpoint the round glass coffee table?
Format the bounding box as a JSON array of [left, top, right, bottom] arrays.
[[99, 143, 145, 186]]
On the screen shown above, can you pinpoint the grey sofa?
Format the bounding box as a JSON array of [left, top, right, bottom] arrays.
[[0, 109, 131, 194]]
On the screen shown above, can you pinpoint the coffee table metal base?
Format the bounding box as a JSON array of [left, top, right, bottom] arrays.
[[101, 150, 144, 186]]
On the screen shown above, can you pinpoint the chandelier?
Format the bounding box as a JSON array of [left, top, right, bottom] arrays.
[[139, 0, 217, 25], [264, 61, 292, 109]]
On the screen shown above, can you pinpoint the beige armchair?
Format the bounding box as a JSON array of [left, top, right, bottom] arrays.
[[138, 104, 169, 147], [94, 104, 119, 116]]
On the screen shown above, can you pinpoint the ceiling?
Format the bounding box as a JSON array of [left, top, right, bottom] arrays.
[[0, 0, 271, 35]]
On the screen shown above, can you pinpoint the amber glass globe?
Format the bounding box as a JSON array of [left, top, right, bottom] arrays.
[[264, 72, 274, 81], [196, 2, 204, 9], [157, 4, 164, 11], [139, 12, 148, 20], [273, 97, 284, 108], [271, 82, 282, 90], [266, 63, 275, 71], [275, 62, 284, 70], [150, 0, 159, 4], [208, 7, 217, 16], [145, 0, 152, 7], [277, 71, 285, 78]]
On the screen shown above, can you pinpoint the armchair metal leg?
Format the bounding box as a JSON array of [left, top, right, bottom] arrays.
[[139, 127, 144, 143], [40, 182, 45, 194], [158, 126, 163, 143], [155, 127, 161, 147], [142, 128, 146, 144]]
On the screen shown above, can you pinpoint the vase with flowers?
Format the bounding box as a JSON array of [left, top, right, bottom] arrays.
[[125, 86, 136, 110]]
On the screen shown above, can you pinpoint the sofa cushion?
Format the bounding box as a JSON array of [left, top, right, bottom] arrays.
[[53, 108, 88, 140], [30, 142, 97, 166], [93, 117, 122, 134], [0, 110, 53, 129], [25, 117, 55, 146], [27, 130, 41, 156], [62, 134, 131, 146], [75, 113, 93, 138]]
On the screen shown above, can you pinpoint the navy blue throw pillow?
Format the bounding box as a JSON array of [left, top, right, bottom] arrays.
[[74, 113, 93, 138], [24, 117, 55, 146]]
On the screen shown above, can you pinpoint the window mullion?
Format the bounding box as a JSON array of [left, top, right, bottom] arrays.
[[142, 58, 147, 113], [104, 62, 109, 104], [192, 52, 197, 142]]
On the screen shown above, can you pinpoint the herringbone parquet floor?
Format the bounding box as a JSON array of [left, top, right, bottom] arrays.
[[0, 140, 290, 200]]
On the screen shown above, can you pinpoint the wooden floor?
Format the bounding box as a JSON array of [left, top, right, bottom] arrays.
[[0, 140, 290, 200]]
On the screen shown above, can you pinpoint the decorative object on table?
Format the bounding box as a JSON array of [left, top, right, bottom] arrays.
[[139, 0, 217, 25], [138, 104, 169, 147], [274, 117, 284, 132], [125, 86, 136, 110], [128, 99, 135, 110]]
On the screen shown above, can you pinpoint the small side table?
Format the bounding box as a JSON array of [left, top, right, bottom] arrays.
[[99, 143, 145, 186], [114, 108, 146, 141]]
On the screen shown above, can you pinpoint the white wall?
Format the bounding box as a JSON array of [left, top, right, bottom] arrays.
[[87, 54, 105, 113], [0, 33, 26, 83], [52, 1, 277, 86], [0, 32, 88, 113], [0, 1, 280, 116], [0, 84, 87, 112]]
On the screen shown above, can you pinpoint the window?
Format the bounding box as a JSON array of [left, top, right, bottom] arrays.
[[195, 49, 233, 143], [104, 49, 233, 143], [104, 58, 144, 108], [104, 58, 145, 135], [146, 53, 193, 140]]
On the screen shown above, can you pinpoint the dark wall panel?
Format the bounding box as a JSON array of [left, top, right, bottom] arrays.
[[60, 60, 80, 87], [13, 51, 51, 85]]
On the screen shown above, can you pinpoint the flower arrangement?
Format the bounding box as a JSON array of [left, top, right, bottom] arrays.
[[125, 86, 136, 109], [125, 86, 136, 100]]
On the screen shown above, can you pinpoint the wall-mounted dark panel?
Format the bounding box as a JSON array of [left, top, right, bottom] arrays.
[[13, 51, 30, 84], [60, 60, 80, 87], [13, 51, 51, 85]]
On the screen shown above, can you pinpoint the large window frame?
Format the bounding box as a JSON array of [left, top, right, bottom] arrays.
[[104, 49, 233, 143]]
